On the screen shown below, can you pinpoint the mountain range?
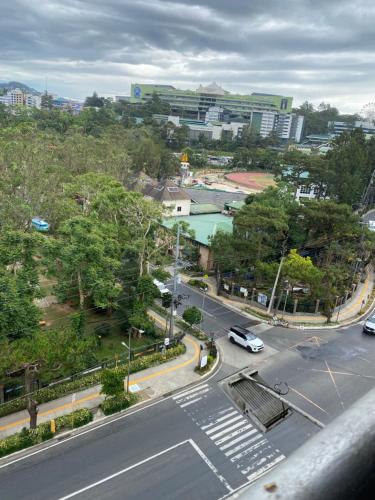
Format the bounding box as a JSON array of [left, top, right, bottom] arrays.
[[0, 81, 41, 95]]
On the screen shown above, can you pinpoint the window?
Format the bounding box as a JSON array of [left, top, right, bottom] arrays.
[[177, 206, 182, 212], [299, 185, 311, 194]]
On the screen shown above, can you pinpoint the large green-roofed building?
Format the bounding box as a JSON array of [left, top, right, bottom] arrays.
[[127, 82, 292, 122]]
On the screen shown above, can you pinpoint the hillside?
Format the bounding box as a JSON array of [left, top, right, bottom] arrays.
[[0, 81, 41, 95]]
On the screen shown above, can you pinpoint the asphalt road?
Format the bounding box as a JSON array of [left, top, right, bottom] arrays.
[[2, 284, 375, 499], [168, 281, 259, 338], [248, 320, 375, 425], [0, 382, 318, 500]]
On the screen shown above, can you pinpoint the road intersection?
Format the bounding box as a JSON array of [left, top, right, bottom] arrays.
[[1, 282, 375, 499]]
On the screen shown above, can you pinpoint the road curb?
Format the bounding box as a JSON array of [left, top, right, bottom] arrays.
[[0, 347, 222, 468]]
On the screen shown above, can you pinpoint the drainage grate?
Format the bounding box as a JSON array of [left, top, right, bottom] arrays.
[[230, 377, 289, 429]]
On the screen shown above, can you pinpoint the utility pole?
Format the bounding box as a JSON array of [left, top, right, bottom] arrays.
[[267, 238, 288, 315], [267, 255, 285, 315], [169, 224, 181, 338]]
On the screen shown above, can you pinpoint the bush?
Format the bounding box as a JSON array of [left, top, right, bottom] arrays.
[[188, 279, 208, 291], [175, 320, 208, 341], [100, 393, 138, 416], [182, 306, 203, 326], [0, 409, 92, 458], [0, 345, 185, 418], [55, 408, 93, 432], [195, 354, 215, 375]]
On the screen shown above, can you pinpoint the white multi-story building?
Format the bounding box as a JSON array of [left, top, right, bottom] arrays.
[[259, 112, 276, 137], [0, 88, 41, 109]]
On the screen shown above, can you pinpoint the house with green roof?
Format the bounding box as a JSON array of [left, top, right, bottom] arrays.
[[162, 213, 233, 270]]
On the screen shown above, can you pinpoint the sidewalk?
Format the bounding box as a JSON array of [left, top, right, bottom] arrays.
[[183, 270, 375, 326], [0, 334, 202, 439]]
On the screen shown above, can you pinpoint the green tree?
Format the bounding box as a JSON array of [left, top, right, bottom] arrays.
[[183, 306, 202, 326], [50, 216, 121, 310], [100, 368, 124, 397]]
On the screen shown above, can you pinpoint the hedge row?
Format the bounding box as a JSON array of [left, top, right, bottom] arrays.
[[100, 393, 139, 416], [175, 320, 208, 341], [0, 409, 93, 458], [0, 344, 186, 418]]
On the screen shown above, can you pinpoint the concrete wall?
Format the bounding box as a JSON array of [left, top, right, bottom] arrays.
[[163, 199, 191, 216]]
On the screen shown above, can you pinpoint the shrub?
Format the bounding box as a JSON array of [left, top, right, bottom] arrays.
[[100, 393, 138, 416], [0, 409, 92, 458], [188, 279, 208, 291], [182, 306, 203, 326], [55, 408, 93, 432], [100, 368, 124, 397]]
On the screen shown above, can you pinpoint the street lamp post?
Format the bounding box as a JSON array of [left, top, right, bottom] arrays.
[[122, 328, 144, 393], [121, 332, 131, 393]]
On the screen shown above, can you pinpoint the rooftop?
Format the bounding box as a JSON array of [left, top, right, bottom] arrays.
[[162, 213, 233, 246], [185, 187, 247, 209], [224, 200, 246, 211], [143, 179, 191, 202], [189, 203, 221, 215]]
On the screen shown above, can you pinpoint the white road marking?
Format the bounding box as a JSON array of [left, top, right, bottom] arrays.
[[0, 371, 222, 470], [175, 388, 210, 404], [209, 420, 249, 440], [201, 410, 239, 430], [220, 429, 258, 452], [230, 439, 268, 462], [189, 440, 233, 493], [59, 439, 233, 499], [59, 440, 189, 499], [245, 454, 285, 482], [214, 424, 253, 446], [172, 384, 209, 400], [180, 397, 202, 408], [224, 433, 262, 457], [205, 415, 243, 435]]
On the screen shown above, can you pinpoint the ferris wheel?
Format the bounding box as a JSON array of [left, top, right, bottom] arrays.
[[360, 102, 375, 123]]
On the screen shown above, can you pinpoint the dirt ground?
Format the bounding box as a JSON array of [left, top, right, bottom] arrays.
[[224, 171, 275, 191]]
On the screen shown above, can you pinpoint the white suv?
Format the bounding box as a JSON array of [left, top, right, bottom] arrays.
[[228, 325, 264, 353]]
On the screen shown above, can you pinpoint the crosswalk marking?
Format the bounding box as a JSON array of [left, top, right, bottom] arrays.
[[210, 420, 249, 441], [175, 388, 210, 404], [224, 432, 262, 456], [201, 410, 238, 431], [206, 415, 243, 435], [246, 454, 286, 482], [214, 424, 253, 446], [220, 429, 259, 452], [172, 384, 208, 401], [173, 383, 286, 486], [230, 439, 268, 462], [180, 397, 203, 408]]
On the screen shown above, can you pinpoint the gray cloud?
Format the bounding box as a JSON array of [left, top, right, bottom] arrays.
[[0, 0, 375, 112]]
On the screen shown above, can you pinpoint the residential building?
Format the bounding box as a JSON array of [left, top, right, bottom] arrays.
[[329, 120, 375, 137], [118, 83, 304, 142], [143, 179, 191, 216], [162, 213, 233, 270], [0, 88, 41, 109]]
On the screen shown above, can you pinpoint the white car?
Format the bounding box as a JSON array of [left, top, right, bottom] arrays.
[[228, 325, 264, 353], [363, 314, 375, 335]]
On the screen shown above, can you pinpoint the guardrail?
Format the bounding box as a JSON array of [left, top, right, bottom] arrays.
[[238, 387, 375, 500]]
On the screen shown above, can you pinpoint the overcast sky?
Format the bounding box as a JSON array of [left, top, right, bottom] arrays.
[[1, 0, 374, 112]]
